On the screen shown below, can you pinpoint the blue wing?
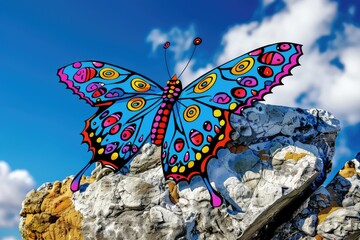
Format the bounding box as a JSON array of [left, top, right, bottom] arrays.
[[161, 98, 232, 207], [58, 61, 163, 191], [58, 61, 163, 106], [180, 42, 303, 114]]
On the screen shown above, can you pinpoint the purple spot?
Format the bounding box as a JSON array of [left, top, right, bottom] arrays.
[[73, 62, 82, 68], [162, 151, 166, 159], [184, 151, 189, 162], [213, 93, 231, 104], [139, 135, 143, 142], [237, 76, 258, 87], [86, 82, 103, 92], [203, 121, 212, 131], [277, 43, 291, 51], [249, 48, 263, 56], [122, 145, 130, 153], [132, 145, 138, 153], [93, 62, 104, 68], [105, 88, 125, 98], [105, 143, 117, 154]]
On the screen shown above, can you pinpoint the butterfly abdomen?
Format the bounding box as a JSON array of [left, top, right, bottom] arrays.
[[151, 77, 182, 145]]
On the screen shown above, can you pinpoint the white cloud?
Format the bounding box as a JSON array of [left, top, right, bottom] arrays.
[[1, 237, 18, 240], [147, 0, 360, 125], [147, 26, 195, 60], [0, 161, 35, 227]]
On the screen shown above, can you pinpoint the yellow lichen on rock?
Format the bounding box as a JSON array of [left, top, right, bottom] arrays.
[[339, 161, 357, 178], [317, 206, 342, 224], [284, 152, 307, 161], [20, 176, 95, 240]]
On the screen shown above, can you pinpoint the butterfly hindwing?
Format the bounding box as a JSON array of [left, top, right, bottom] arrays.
[[161, 99, 232, 206], [58, 61, 163, 106], [181, 42, 303, 114]]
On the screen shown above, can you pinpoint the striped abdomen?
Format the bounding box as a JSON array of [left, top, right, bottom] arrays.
[[151, 77, 182, 145]]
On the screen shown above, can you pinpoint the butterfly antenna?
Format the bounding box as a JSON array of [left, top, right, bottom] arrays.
[[163, 41, 171, 79], [178, 37, 202, 78]]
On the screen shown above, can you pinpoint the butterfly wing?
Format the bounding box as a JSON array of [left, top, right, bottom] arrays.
[[181, 42, 303, 114], [162, 42, 303, 206], [161, 99, 232, 207], [58, 61, 163, 106], [58, 61, 163, 191]]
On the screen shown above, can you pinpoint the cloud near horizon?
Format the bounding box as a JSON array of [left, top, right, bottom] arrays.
[[147, 0, 360, 125], [0, 161, 35, 227]]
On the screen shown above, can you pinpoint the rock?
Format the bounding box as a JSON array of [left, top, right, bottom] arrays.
[[19, 103, 344, 239], [19, 176, 95, 240], [273, 158, 360, 240]]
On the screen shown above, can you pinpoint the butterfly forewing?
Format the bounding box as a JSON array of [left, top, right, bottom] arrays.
[[181, 42, 303, 114]]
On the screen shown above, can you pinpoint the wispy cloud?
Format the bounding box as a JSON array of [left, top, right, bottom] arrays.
[[0, 161, 34, 227], [147, 25, 195, 60]]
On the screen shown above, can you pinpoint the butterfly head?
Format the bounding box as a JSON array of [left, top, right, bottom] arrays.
[[162, 74, 182, 102]]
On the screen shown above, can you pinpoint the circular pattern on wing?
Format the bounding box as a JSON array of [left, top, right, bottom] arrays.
[[194, 73, 216, 93], [231, 57, 254, 75], [131, 78, 151, 92], [213, 93, 231, 104], [236, 76, 258, 87], [183, 105, 200, 122], [231, 87, 247, 98], [127, 97, 146, 111], [102, 113, 122, 127], [99, 68, 120, 80]]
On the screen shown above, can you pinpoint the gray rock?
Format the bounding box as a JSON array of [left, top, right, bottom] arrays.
[[20, 103, 344, 239]]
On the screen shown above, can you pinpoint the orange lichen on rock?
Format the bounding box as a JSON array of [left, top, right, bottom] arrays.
[[339, 161, 357, 178], [258, 150, 270, 160], [20, 176, 95, 240]]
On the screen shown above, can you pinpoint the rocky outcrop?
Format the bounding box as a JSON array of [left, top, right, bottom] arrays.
[[19, 177, 95, 240], [19, 103, 348, 239], [273, 158, 360, 240]]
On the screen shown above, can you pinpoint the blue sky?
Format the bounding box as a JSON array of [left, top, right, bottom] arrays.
[[0, 0, 359, 239]]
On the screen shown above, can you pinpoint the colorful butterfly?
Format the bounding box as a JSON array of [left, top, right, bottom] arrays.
[[58, 38, 302, 207]]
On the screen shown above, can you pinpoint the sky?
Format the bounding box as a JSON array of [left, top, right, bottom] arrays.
[[0, 0, 359, 238]]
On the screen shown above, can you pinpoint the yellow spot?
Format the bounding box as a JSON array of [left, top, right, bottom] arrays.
[[111, 152, 119, 160], [213, 109, 222, 117], [98, 148, 104, 155], [218, 134, 224, 140], [219, 119, 225, 126], [167, 81, 170, 84], [89, 132, 94, 137], [170, 86, 175, 89], [179, 166, 185, 173], [167, 94, 173, 98], [171, 166, 178, 173], [96, 137, 102, 143], [169, 89, 174, 93], [176, 80, 180, 84], [96, 98, 101, 102], [188, 161, 194, 168], [196, 152, 202, 160], [202, 145, 210, 153], [229, 102, 237, 110]]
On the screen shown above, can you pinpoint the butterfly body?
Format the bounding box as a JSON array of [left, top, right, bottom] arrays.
[[59, 42, 303, 207], [151, 75, 182, 145]]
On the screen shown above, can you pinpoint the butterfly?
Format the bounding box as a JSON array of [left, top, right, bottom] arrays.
[[58, 38, 302, 207]]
